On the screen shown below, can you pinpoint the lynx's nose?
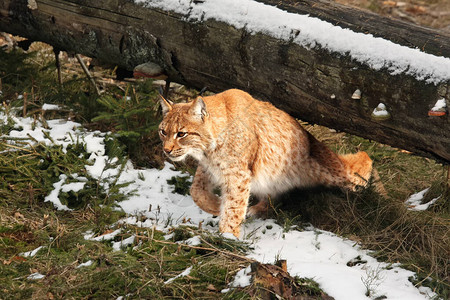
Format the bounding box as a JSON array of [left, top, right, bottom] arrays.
[[163, 147, 173, 155]]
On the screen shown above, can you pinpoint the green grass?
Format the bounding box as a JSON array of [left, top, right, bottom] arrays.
[[0, 221, 252, 299]]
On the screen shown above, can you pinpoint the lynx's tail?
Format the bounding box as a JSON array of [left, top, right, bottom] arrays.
[[307, 132, 373, 190], [339, 151, 373, 189]]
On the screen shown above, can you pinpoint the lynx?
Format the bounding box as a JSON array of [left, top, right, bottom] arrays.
[[158, 89, 372, 237]]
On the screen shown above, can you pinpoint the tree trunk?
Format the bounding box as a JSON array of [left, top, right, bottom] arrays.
[[0, 0, 449, 163]]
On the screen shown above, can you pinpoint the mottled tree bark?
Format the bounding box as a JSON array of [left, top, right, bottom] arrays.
[[0, 0, 448, 162]]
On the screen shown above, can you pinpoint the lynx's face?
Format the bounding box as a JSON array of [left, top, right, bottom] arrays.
[[158, 96, 210, 162]]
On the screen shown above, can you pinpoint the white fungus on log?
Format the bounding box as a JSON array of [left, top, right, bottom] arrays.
[[371, 103, 391, 120], [351, 89, 361, 100], [428, 98, 447, 117]]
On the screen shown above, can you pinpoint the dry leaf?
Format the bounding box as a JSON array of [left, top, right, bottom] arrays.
[[14, 212, 25, 219], [13, 256, 27, 262], [406, 5, 427, 14], [98, 229, 114, 236], [382, 1, 397, 7]]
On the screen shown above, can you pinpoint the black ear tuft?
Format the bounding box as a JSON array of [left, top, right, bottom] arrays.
[[159, 92, 173, 116], [199, 86, 208, 96]]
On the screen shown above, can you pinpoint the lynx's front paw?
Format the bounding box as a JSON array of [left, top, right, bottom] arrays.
[[219, 221, 241, 238]]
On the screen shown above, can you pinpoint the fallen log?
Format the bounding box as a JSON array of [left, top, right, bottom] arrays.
[[0, 0, 449, 162]]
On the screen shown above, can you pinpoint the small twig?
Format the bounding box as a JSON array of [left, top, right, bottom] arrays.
[[75, 54, 100, 95], [53, 48, 62, 87], [447, 165, 449, 189], [163, 80, 171, 98], [0, 142, 33, 153], [22, 92, 27, 117]]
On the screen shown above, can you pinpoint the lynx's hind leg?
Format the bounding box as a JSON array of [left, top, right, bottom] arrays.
[[339, 151, 373, 189], [306, 133, 372, 191], [190, 166, 221, 216], [247, 196, 269, 218]]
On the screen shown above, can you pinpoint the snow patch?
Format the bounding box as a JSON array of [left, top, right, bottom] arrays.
[[230, 265, 252, 288], [42, 103, 60, 110], [183, 235, 202, 246], [164, 266, 193, 284], [21, 246, 45, 257], [405, 188, 440, 211], [88, 229, 122, 241], [112, 235, 136, 251], [76, 260, 93, 269], [244, 219, 436, 300], [61, 182, 86, 193], [28, 272, 45, 280], [44, 175, 72, 211]]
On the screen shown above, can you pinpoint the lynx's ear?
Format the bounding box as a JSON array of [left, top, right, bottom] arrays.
[[159, 94, 173, 116], [189, 97, 209, 120]]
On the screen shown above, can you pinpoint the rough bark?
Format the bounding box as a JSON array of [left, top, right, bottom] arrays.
[[0, 0, 449, 163]]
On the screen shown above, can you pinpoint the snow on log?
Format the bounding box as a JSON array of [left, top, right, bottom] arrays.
[[0, 0, 449, 162]]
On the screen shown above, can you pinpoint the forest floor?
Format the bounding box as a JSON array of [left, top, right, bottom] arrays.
[[0, 1, 449, 299]]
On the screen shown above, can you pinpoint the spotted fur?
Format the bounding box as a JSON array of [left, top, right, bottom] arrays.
[[159, 89, 373, 237]]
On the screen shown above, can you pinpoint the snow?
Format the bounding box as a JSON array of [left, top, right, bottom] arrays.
[[405, 188, 440, 211], [27, 272, 45, 280], [0, 107, 437, 300], [87, 229, 122, 241], [431, 98, 446, 111], [76, 260, 93, 269], [221, 232, 238, 240], [372, 103, 389, 117], [410, 197, 440, 211], [230, 265, 252, 288], [183, 235, 202, 246], [244, 221, 436, 300], [112, 235, 136, 251], [222, 265, 252, 293], [44, 175, 72, 211], [42, 103, 60, 110], [136, 0, 450, 84], [164, 266, 193, 284], [61, 182, 86, 193], [20, 246, 45, 257], [5, 115, 80, 153]]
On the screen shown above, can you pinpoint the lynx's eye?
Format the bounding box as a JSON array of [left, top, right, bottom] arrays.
[[177, 131, 188, 138], [160, 129, 167, 137]]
